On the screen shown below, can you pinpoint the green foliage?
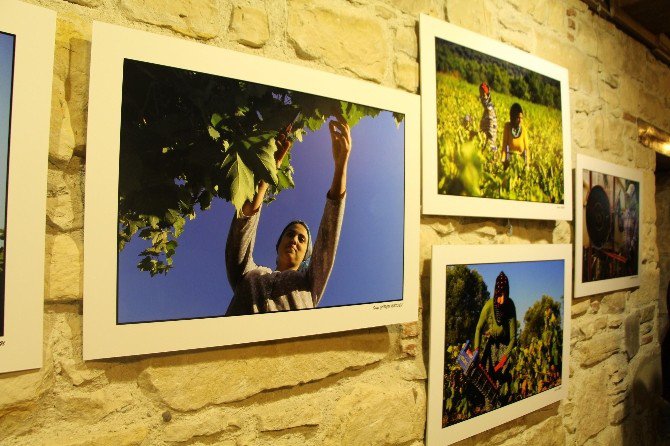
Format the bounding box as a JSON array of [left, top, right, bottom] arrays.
[[519, 295, 562, 347], [435, 39, 561, 109], [442, 295, 563, 427], [118, 60, 398, 276], [444, 265, 489, 346], [436, 74, 564, 203]]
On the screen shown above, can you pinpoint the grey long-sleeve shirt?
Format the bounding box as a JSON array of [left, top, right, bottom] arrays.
[[224, 196, 345, 315]]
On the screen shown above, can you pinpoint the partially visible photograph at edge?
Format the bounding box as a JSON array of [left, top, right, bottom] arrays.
[[0, 32, 16, 337], [435, 37, 564, 204], [117, 59, 406, 324]]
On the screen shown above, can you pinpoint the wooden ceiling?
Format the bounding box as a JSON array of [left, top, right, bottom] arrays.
[[581, 0, 670, 66]]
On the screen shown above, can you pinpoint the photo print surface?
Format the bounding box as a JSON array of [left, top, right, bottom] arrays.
[[83, 22, 420, 359], [427, 245, 571, 445], [117, 59, 405, 323], [574, 155, 642, 297], [0, 0, 55, 373], [420, 15, 572, 220], [0, 31, 14, 337]]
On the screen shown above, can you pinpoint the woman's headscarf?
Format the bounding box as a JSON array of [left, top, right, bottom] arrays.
[[276, 220, 313, 271], [494, 271, 510, 325]]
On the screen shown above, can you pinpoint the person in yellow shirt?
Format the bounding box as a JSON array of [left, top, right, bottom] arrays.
[[501, 103, 529, 168]]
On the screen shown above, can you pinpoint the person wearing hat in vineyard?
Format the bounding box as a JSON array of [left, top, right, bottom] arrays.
[[501, 103, 530, 168], [478, 82, 498, 152], [224, 115, 351, 315], [473, 271, 518, 393]]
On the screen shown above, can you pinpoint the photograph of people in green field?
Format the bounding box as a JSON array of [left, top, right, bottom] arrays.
[[435, 37, 565, 204]]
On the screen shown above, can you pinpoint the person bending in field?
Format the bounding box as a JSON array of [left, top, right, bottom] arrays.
[[224, 115, 351, 315], [501, 103, 529, 168], [478, 82, 498, 152], [474, 271, 517, 392]]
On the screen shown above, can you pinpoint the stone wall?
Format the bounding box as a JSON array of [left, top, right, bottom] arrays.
[[658, 173, 670, 343], [1, 0, 668, 445]]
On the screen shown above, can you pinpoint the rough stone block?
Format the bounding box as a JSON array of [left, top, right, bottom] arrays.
[[382, 0, 443, 17], [46, 157, 85, 232], [163, 408, 239, 442], [625, 311, 640, 360], [631, 267, 660, 307], [601, 292, 626, 314], [572, 367, 609, 444], [572, 299, 590, 317], [534, 34, 570, 68], [138, 329, 388, 411], [0, 361, 54, 414], [395, 25, 418, 58], [229, 6, 269, 48], [327, 381, 425, 445], [394, 54, 419, 92], [618, 76, 642, 118], [55, 387, 134, 423], [401, 322, 420, 338], [572, 112, 594, 149], [44, 231, 84, 302], [545, 1, 566, 31], [63, 0, 102, 6], [639, 304, 655, 323], [552, 220, 571, 244], [257, 395, 322, 432], [574, 17, 598, 58], [50, 92, 76, 170], [51, 426, 149, 446], [445, 0, 497, 36], [577, 331, 620, 367], [499, 12, 536, 53], [288, 0, 389, 82], [120, 0, 221, 39], [567, 51, 598, 95], [580, 315, 608, 339]]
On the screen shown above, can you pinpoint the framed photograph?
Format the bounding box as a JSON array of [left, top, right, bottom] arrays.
[[83, 22, 420, 360], [0, 0, 54, 373], [427, 244, 571, 445], [419, 15, 572, 220], [574, 155, 642, 297]]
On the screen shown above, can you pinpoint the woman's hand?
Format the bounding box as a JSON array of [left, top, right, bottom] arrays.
[[327, 114, 351, 199], [328, 115, 351, 171], [275, 123, 293, 168]]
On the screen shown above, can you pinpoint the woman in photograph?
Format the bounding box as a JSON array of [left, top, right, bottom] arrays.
[[474, 271, 518, 388], [224, 115, 351, 315], [501, 103, 530, 168]]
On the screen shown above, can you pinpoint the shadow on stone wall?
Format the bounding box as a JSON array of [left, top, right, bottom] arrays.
[[623, 354, 664, 445]]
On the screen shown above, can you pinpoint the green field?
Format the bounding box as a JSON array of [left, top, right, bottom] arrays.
[[436, 73, 564, 203]]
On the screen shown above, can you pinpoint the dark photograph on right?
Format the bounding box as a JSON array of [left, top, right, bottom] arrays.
[[582, 169, 639, 281], [575, 154, 642, 297]]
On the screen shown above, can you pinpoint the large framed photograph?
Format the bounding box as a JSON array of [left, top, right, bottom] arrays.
[[574, 155, 642, 297], [420, 15, 572, 220], [83, 22, 420, 360], [427, 244, 571, 445], [0, 0, 54, 373]]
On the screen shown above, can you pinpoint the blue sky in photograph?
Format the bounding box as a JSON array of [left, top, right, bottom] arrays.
[[0, 32, 14, 232], [467, 259, 565, 329], [117, 111, 405, 323]]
